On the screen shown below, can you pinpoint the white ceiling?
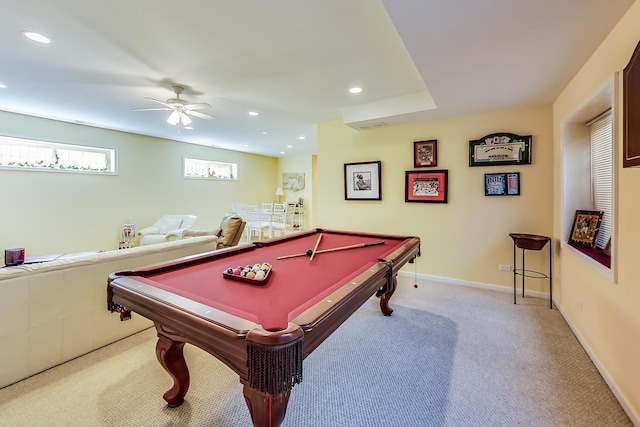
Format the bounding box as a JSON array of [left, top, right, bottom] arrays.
[[0, 0, 634, 157]]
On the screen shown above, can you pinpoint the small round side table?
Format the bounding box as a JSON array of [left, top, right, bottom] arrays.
[[509, 233, 552, 309]]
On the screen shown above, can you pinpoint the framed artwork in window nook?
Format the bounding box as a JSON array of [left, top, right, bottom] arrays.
[[405, 170, 448, 203], [344, 161, 382, 200], [485, 172, 520, 196], [568, 210, 604, 248], [413, 139, 437, 167]]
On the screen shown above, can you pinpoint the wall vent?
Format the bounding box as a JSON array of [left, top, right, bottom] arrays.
[[355, 122, 387, 130]]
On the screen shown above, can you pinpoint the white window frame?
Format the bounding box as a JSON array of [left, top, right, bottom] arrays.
[[0, 135, 116, 174], [183, 157, 238, 180]]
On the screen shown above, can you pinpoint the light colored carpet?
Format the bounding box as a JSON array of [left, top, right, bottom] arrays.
[[0, 277, 632, 427]]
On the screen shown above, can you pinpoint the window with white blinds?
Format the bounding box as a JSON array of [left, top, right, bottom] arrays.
[[589, 111, 612, 249]]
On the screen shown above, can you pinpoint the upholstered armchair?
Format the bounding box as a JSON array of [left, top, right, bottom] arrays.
[[138, 214, 198, 245], [183, 213, 246, 249]]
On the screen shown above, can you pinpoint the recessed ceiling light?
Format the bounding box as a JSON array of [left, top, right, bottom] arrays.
[[298, 136, 306, 140], [349, 87, 362, 94], [287, 145, 293, 148], [243, 144, 249, 147], [248, 111, 258, 116], [262, 131, 268, 135], [22, 31, 51, 44], [0, 83, 6, 89], [280, 151, 285, 154], [184, 126, 193, 130]]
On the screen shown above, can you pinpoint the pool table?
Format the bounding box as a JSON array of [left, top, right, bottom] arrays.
[[108, 228, 420, 427]]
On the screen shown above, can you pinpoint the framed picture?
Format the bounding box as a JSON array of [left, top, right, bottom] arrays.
[[568, 210, 604, 248], [413, 140, 437, 167], [344, 161, 381, 200], [282, 172, 305, 191], [623, 40, 640, 167], [469, 132, 532, 166], [485, 172, 520, 196], [405, 170, 448, 203]]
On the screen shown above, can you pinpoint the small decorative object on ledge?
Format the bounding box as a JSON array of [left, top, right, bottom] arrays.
[[119, 223, 136, 249], [469, 132, 532, 166], [4, 248, 25, 266], [623, 40, 640, 167], [568, 210, 603, 248]]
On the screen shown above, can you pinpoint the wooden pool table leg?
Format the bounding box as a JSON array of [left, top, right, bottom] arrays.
[[377, 275, 397, 316], [155, 334, 190, 408], [242, 384, 291, 427]]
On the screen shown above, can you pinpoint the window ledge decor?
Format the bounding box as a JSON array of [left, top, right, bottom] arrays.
[[568, 210, 604, 248], [469, 132, 532, 166]]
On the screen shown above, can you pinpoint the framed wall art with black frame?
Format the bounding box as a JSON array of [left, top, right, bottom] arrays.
[[469, 132, 532, 166], [484, 172, 520, 196], [568, 210, 604, 248], [344, 160, 382, 200], [413, 140, 437, 167], [405, 170, 448, 203]]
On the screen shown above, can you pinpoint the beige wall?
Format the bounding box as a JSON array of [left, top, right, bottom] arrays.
[[0, 111, 277, 255], [277, 154, 315, 227], [316, 105, 553, 290], [553, 2, 640, 422]]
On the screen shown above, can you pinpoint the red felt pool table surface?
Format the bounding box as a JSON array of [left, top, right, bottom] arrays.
[[131, 230, 407, 331]]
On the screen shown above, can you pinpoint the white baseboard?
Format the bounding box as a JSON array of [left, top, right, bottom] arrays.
[[397, 271, 549, 299], [555, 304, 640, 426], [397, 271, 639, 426]]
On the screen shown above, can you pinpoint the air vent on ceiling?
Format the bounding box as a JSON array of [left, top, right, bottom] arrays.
[[355, 122, 387, 130]]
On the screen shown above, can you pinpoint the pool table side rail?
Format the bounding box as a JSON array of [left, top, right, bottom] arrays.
[[255, 228, 419, 248], [294, 236, 421, 356], [292, 262, 390, 356], [108, 243, 259, 279], [109, 277, 257, 376]]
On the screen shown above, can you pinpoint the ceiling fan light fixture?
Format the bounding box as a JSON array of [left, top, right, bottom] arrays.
[[167, 110, 180, 125], [180, 112, 192, 126]]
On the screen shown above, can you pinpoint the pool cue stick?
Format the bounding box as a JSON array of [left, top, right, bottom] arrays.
[[309, 233, 323, 261], [277, 240, 385, 260]]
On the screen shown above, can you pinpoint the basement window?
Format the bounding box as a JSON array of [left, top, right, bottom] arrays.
[[561, 75, 616, 278], [0, 135, 116, 173], [183, 157, 237, 180]]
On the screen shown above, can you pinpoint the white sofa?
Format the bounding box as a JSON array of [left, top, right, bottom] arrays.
[[137, 214, 198, 245], [0, 235, 218, 388]]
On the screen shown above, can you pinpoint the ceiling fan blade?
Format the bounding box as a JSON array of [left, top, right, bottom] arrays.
[[180, 112, 192, 126], [145, 97, 173, 108], [167, 110, 180, 125], [133, 107, 172, 111], [185, 102, 212, 110], [186, 110, 216, 120]]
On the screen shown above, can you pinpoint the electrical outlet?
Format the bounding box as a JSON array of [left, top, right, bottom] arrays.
[[499, 264, 511, 271]]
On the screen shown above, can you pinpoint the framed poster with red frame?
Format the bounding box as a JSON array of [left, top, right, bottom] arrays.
[[405, 170, 448, 203], [413, 139, 437, 167]]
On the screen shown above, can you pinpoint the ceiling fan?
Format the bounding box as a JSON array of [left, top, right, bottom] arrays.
[[133, 85, 216, 127]]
